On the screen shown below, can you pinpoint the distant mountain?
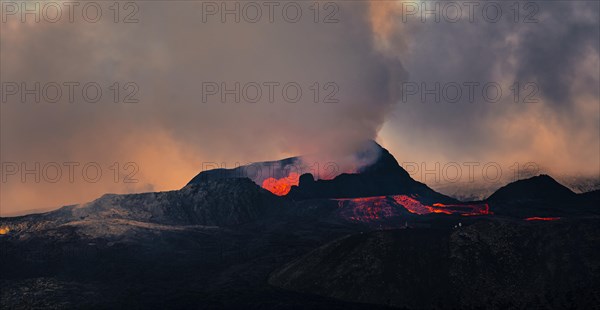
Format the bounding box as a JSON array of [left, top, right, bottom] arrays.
[[486, 175, 598, 217], [556, 175, 600, 193], [430, 181, 506, 202], [487, 174, 576, 202]]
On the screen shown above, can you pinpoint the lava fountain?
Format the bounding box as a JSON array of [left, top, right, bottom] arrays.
[[0, 226, 10, 235], [261, 172, 300, 196]]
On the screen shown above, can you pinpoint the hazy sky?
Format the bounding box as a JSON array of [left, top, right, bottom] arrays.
[[1, 1, 599, 215]]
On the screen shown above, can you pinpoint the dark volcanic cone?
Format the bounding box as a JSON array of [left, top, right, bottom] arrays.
[[188, 140, 455, 203], [486, 175, 598, 217], [487, 174, 576, 202], [287, 142, 455, 202]]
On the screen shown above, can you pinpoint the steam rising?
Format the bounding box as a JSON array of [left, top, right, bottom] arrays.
[[1, 1, 598, 215], [1, 2, 404, 214], [371, 1, 599, 182]]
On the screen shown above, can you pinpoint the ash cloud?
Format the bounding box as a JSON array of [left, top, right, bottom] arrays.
[[373, 1, 599, 182], [0, 1, 404, 214], [1, 1, 598, 215]]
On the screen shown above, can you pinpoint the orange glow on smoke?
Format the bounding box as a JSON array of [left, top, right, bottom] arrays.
[[261, 172, 300, 196], [525, 217, 561, 221]]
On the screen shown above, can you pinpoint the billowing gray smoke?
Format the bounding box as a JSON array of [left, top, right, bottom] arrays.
[[0, 1, 405, 215], [374, 1, 599, 183], [2, 1, 598, 215]]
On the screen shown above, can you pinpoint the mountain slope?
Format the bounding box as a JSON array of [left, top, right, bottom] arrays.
[[1, 178, 281, 238], [78, 178, 278, 226], [487, 174, 576, 202], [486, 175, 598, 217]]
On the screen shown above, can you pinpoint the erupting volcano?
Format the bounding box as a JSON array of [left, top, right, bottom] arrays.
[[186, 141, 589, 223], [1, 140, 598, 310]]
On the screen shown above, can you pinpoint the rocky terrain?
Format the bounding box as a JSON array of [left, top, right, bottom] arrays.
[[269, 219, 600, 309], [1, 142, 598, 309]]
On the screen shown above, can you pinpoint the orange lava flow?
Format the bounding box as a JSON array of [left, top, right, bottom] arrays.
[[431, 202, 491, 216], [261, 172, 299, 196], [336, 196, 395, 221], [525, 217, 561, 221], [391, 195, 431, 215], [0, 226, 9, 235], [336, 195, 491, 222]]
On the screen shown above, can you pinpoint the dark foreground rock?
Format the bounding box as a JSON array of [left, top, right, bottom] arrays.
[[1, 148, 599, 309], [269, 218, 600, 309]]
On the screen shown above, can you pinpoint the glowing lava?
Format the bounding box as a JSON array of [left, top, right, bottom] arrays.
[[262, 172, 300, 196], [336, 196, 396, 221], [430, 202, 491, 216], [336, 195, 491, 222], [0, 226, 9, 235], [390, 195, 431, 215], [525, 217, 561, 221], [391, 196, 490, 216]]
